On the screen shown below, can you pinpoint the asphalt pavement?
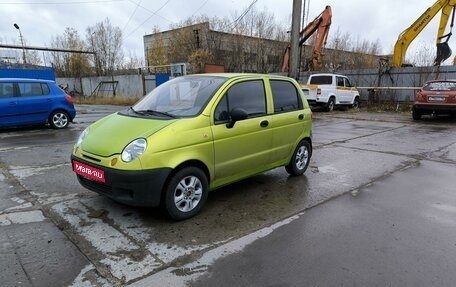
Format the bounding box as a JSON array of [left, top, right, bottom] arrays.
[[1, 107, 456, 286]]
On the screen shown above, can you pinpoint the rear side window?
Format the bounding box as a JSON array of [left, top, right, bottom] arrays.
[[270, 80, 303, 113], [0, 82, 15, 98], [309, 76, 332, 85], [18, 82, 50, 96], [423, 81, 456, 91]]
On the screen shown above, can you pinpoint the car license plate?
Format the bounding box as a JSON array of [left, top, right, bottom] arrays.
[[72, 160, 106, 183], [428, 96, 446, 102]]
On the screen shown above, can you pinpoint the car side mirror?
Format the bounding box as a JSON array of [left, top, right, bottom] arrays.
[[226, 108, 248, 128]]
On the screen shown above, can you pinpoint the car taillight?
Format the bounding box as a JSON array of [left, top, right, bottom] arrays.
[[317, 88, 321, 95], [415, 92, 423, 101], [65, 94, 74, 104]]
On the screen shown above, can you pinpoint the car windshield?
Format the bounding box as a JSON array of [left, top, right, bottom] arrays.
[[423, 81, 456, 91], [132, 76, 227, 117]]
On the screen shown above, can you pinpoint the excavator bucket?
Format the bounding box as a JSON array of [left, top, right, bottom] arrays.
[[434, 42, 452, 66]]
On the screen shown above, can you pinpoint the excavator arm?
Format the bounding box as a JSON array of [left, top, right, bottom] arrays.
[[281, 5, 332, 72], [392, 0, 456, 67]]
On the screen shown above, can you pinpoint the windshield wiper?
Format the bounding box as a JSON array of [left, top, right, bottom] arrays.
[[134, 109, 176, 118]]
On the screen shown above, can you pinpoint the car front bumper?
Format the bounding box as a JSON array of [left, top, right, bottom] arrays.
[[71, 155, 172, 207]]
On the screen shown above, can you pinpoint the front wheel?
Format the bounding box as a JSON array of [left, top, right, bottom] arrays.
[[285, 140, 311, 176], [352, 97, 360, 109], [49, 110, 70, 129], [164, 167, 208, 220]]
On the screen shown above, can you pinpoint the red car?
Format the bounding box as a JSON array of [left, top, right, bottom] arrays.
[[413, 80, 456, 120]]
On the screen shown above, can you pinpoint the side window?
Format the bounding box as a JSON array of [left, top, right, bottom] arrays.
[[0, 82, 15, 98], [270, 80, 303, 113], [214, 80, 266, 123], [344, 78, 352, 87], [336, 77, 344, 87], [214, 96, 229, 123], [18, 83, 44, 97], [41, 83, 50, 95]]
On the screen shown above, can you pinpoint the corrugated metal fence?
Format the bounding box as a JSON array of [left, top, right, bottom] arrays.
[[300, 65, 456, 103]]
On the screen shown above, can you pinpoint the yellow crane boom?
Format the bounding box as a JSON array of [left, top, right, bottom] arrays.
[[393, 0, 456, 67]]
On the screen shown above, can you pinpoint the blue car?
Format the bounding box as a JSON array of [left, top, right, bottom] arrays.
[[0, 78, 76, 129]]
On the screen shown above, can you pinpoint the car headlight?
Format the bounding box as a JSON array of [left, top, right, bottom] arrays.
[[121, 138, 147, 162], [76, 127, 89, 146]]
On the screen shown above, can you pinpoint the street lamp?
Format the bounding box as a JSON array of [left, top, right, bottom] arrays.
[[13, 23, 27, 64]]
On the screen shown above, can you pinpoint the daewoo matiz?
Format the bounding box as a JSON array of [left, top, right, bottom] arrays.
[[71, 74, 312, 220]]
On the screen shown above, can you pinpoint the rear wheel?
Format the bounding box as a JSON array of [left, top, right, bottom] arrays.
[[285, 140, 311, 176], [164, 167, 208, 220], [49, 110, 70, 129], [326, 97, 335, 112], [412, 108, 421, 120]]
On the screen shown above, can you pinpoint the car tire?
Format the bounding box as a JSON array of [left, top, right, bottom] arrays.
[[49, 110, 70, 129], [326, 97, 335, 112], [352, 97, 360, 109], [412, 108, 421, 120], [285, 140, 311, 176], [164, 167, 208, 220]]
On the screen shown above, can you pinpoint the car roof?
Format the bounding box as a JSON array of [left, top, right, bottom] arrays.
[[0, 78, 55, 83], [186, 73, 293, 81]]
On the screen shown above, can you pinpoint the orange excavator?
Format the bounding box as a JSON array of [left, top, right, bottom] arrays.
[[281, 5, 332, 72]]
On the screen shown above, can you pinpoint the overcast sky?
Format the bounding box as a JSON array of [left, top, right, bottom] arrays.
[[0, 0, 451, 65]]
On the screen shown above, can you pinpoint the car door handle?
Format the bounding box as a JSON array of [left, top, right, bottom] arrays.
[[260, 120, 269, 127], [9, 101, 17, 106], [298, 114, 304, 120]]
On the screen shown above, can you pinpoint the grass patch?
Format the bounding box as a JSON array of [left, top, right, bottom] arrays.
[[73, 95, 141, 106], [360, 101, 412, 113]]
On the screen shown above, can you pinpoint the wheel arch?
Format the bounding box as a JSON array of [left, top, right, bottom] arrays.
[[162, 160, 211, 198]]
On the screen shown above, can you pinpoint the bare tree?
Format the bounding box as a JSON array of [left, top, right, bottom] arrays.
[[50, 27, 90, 77], [86, 18, 123, 76], [407, 41, 435, 67]]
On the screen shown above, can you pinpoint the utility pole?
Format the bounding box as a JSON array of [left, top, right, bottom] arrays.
[[288, 0, 302, 80]]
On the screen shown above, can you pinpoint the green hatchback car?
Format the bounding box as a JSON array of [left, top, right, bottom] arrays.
[[71, 73, 312, 220]]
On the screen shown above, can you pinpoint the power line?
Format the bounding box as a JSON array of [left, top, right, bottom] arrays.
[[0, 0, 123, 4], [122, 0, 142, 32], [124, 0, 174, 39], [190, 0, 209, 17], [232, 0, 258, 29]]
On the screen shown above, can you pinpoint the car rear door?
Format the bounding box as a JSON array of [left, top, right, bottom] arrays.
[[210, 79, 273, 186], [15, 81, 52, 125], [269, 79, 310, 164]]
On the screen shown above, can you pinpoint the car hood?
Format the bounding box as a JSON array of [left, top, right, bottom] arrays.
[[80, 112, 176, 157]]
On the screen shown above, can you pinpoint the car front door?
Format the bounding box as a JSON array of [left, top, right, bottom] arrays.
[[0, 82, 21, 126], [210, 79, 273, 187], [336, 76, 349, 103]]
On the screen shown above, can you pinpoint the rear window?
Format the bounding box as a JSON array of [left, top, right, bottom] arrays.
[[309, 76, 332, 85], [423, 81, 456, 91]]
